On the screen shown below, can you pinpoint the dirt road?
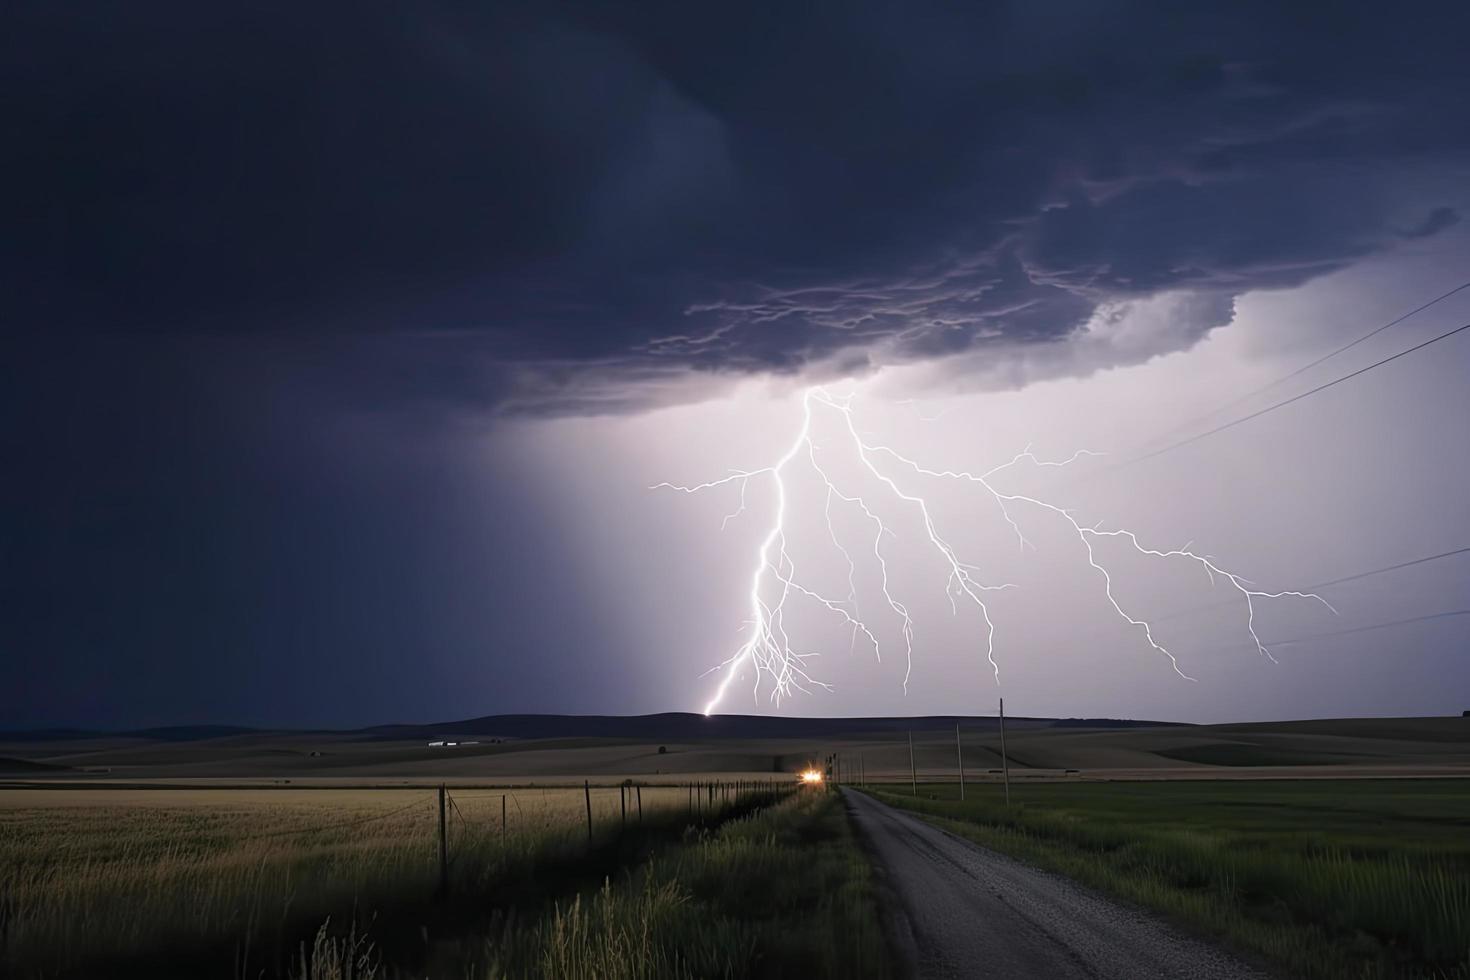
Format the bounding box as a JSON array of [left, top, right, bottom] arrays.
[[845, 789, 1268, 979]]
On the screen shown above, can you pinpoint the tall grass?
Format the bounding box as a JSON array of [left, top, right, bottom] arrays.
[[0, 783, 788, 977], [520, 878, 749, 980], [872, 780, 1470, 979], [469, 790, 892, 980], [293, 920, 381, 980], [2, 794, 442, 976]]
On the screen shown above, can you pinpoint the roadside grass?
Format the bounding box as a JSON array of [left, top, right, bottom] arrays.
[[870, 779, 1470, 979], [0, 783, 787, 978], [442, 788, 893, 980]]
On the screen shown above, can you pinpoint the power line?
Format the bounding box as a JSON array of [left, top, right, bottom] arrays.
[[1153, 546, 1470, 624], [1309, 546, 1470, 590], [1122, 321, 1470, 468], [1262, 609, 1470, 648], [1142, 278, 1470, 449], [1192, 608, 1470, 658]]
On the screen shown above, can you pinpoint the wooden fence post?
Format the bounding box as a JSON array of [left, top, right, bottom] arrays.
[[438, 785, 448, 897], [584, 780, 593, 841]]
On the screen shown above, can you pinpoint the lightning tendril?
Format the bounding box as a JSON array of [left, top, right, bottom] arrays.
[[653, 387, 1334, 715]]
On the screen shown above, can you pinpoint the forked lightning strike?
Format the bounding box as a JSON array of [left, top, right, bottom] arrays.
[[654, 387, 1334, 715]]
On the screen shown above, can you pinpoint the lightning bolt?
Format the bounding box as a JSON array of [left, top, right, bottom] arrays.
[[653, 387, 1334, 715]]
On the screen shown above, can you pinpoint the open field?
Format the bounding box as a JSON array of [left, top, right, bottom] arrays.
[[0, 781, 797, 978], [5, 714, 1468, 786], [4, 715, 1468, 977], [869, 779, 1470, 979]]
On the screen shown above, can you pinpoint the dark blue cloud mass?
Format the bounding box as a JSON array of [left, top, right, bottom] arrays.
[[3, 1, 1467, 411]]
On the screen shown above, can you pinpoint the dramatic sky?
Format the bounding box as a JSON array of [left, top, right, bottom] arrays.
[[4, 2, 1468, 728]]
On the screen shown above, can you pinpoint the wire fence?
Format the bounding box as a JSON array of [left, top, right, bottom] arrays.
[[106, 777, 804, 901], [135, 778, 799, 859]]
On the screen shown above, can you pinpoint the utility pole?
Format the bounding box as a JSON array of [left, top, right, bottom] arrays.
[[437, 784, 448, 897], [956, 722, 965, 801], [501, 794, 506, 843], [998, 698, 1011, 806], [908, 730, 917, 796]]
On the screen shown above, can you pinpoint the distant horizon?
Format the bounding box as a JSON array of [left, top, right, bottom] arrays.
[[5, 707, 1465, 740]]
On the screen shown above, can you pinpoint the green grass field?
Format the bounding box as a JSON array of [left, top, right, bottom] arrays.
[[871, 779, 1470, 979]]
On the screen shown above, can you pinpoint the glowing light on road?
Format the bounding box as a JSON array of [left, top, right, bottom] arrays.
[[800, 769, 824, 784], [654, 387, 1333, 714]]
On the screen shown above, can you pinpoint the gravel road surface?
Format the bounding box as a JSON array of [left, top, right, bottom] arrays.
[[845, 789, 1269, 980]]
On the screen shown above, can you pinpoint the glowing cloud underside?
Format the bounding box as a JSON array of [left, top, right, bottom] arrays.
[[654, 388, 1334, 715]]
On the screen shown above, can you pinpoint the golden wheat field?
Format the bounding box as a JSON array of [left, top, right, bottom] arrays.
[[0, 782, 768, 976]]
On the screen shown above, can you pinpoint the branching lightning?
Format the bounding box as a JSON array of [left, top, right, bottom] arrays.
[[653, 387, 1334, 715]]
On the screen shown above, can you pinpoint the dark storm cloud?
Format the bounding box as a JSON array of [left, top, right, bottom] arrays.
[[6, 1, 1470, 731], [4, 2, 1469, 412]]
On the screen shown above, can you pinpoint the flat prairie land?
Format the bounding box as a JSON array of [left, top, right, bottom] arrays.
[[6, 714, 1467, 786], [3, 715, 1467, 977]]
